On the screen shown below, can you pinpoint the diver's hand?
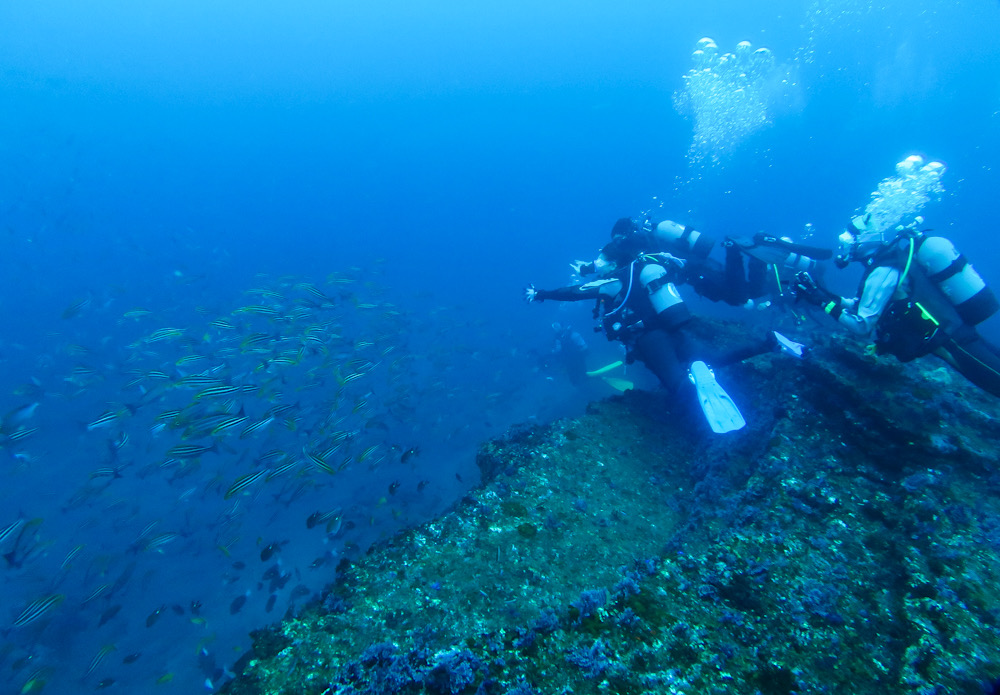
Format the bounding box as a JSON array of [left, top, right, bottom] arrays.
[[525, 285, 540, 303], [793, 272, 823, 305], [659, 252, 685, 269], [569, 260, 589, 276], [644, 252, 685, 268]]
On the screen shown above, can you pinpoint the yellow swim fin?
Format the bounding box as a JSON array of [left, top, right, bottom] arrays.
[[586, 360, 624, 377], [602, 376, 634, 392]]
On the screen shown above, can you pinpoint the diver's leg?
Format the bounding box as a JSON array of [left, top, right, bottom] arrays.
[[747, 257, 768, 299], [633, 329, 687, 394], [938, 333, 1000, 398], [685, 327, 775, 367], [723, 244, 749, 306]]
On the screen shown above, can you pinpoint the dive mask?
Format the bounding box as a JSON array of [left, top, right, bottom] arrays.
[[835, 214, 882, 268]]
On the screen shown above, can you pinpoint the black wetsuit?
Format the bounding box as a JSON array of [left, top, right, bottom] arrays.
[[551, 327, 588, 385], [593, 227, 828, 308], [535, 258, 774, 395]]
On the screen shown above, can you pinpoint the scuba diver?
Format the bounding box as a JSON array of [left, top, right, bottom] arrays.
[[794, 213, 1000, 397], [526, 235, 806, 433], [546, 322, 589, 386], [571, 217, 832, 309]]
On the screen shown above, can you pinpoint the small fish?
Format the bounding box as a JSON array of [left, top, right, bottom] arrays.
[[401, 446, 421, 463], [306, 509, 342, 531], [82, 584, 110, 605], [194, 384, 241, 400], [240, 416, 275, 439], [240, 332, 274, 350], [388, 480, 400, 496], [211, 411, 249, 437], [146, 605, 165, 628], [19, 667, 49, 694], [357, 444, 379, 463], [261, 563, 282, 581], [142, 532, 180, 552], [259, 542, 281, 562], [12, 593, 65, 627], [304, 450, 336, 475], [234, 305, 279, 317], [229, 594, 247, 615], [156, 672, 175, 684], [85, 643, 116, 678], [62, 296, 92, 319], [122, 652, 142, 664], [87, 410, 123, 431], [0, 518, 26, 546], [111, 431, 130, 450], [146, 327, 185, 343], [175, 354, 205, 366], [60, 544, 85, 571], [5, 427, 38, 442], [225, 469, 269, 500], [338, 371, 366, 386], [4, 402, 39, 424], [166, 443, 217, 459], [98, 604, 122, 627], [89, 466, 125, 480], [175, 375, 223, 390], [300, 283, 331, 301], [265, 594, 277, 613]]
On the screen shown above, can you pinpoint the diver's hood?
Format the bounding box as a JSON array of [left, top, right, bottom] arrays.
[[835, 215, 884, 267]]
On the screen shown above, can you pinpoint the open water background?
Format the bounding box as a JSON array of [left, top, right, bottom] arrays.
[[1, 1, 999, 692]]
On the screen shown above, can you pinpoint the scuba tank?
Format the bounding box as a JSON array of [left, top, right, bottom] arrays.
[[654, 220, 716, 260], [915, 236, 999, 325], [639, 263, 690, 328], [749, 233, 832, 272]]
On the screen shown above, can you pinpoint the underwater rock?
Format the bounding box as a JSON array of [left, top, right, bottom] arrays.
[[219, 326, 1000, 694]]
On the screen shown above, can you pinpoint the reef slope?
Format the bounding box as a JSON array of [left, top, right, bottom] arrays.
[[221, 328, 1000, 694]]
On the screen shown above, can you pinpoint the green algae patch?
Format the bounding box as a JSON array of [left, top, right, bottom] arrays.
[[221, 326, 1000, 695]]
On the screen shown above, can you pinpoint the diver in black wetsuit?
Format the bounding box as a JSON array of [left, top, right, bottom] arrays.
[[794, 214, 1000, 398], [545, 322, 589, 386], [526, 236, 804, 432], [572, 217, 832, 310]]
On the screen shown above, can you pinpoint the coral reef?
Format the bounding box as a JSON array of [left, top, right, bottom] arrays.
[[219, 324, 1000, 694]]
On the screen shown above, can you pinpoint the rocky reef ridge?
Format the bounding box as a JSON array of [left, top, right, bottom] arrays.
[[220, 327, 1000, 695]]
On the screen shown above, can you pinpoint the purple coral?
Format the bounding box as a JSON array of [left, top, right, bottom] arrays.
[[571, 589, 607, 622], [425, 648, 483, 694], [565, 639, 610, 678]]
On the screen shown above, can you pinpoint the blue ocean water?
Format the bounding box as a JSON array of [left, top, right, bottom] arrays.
[[1, 1, 999, 692]]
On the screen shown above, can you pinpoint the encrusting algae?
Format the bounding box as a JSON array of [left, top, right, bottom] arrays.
[[220, 323, 1000, 695]]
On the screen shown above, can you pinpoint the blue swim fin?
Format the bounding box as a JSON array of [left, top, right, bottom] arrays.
[[688, 361, 746, 434], [773, 331, 806, 359]]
